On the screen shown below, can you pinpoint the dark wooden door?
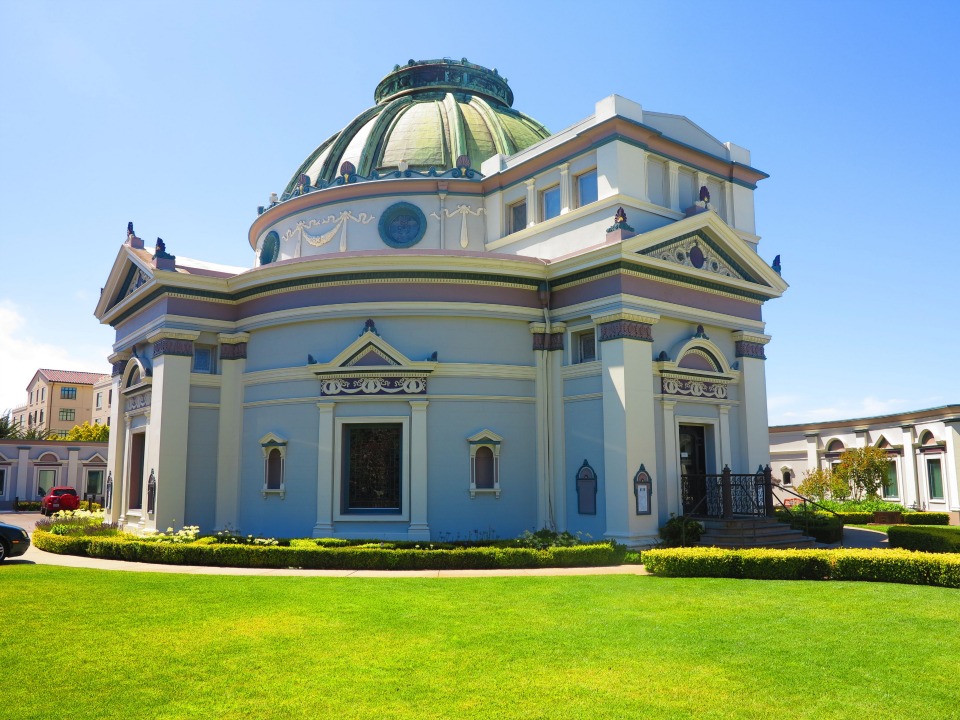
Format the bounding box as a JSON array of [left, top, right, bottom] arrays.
[[679, 425, 707, 514]]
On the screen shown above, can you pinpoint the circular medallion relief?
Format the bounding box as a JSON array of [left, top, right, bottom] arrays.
[[259, 231, 280, 265], [378, 202, 426, 248], [689, 245, 705, 269]]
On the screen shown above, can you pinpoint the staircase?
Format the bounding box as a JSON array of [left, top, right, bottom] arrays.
[[698, 516, 816, 549]]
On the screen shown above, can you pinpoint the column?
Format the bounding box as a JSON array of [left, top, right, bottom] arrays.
[[733, 331, 772, 472], [723, 181, 735, 225], [718, 405, 732, 469], [313, 401, 336, 537], [530, 322, 549, 528], [548, 324, 566, 530], [804, 432, 820, 473], [524, 179, 536, 227], [104, 353, 129, 524], [66, 448, 80, 490], [661, 399, 678, 515], [215, 333, 249, 530], [667, 161, 681, 212], [15, 446, 29, 502], [408, 400, 430, 540], [943, 421, 960, 515], [145, 329, 199, 531], [559, 163, 571, 214], [900, 424, 919, 508], [596, 311, 659, 545]]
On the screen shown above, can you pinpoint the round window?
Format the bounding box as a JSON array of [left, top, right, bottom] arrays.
[[259, 231, 280, 265], [378, 202, 426, 248]]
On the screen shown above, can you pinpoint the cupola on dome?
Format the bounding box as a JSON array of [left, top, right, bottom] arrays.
[[282, 59, 550, 199]]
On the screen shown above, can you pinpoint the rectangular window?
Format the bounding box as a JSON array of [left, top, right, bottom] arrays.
[[95, 392, 103, 409], [0, 468, 5, 495], [342, 424, 402, 513], [86, 470, 104, 496], [576, 169, 598, 207], [41, 387, 46, 402], [509, 200, 527, 234], [37, 469, 57, 497], [59, 409, 76, 422], [61, 387, 77, 400], [108, 389, 113, 405], [193, 347, 215, 374], [927, 458, 944, 500], [882, 461, 898, 499], [574, 330, 596, 363], [540, 185, 560, 221]]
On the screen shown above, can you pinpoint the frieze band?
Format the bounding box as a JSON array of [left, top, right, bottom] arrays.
[[735, 341, 767, 359], [152, 339, 194, 357], [661, 377, 728, 399], [220, 342, 248, 360], [320, 376, 427, 396], [598, 320, 653, 343], [532, 332, 564, 351]]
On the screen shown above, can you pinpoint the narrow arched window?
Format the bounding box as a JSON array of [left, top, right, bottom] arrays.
[[266, 449, 283, 490], [474, 446, 495, 489]]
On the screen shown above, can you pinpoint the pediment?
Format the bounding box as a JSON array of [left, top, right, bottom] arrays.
[[95, 245, 156, 319], [626, 212, 787, 296], [311, 321, 437, 397]]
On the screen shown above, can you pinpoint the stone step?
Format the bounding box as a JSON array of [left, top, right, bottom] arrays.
[[696, 516, 816, 550], [700, 524, 798, 539]]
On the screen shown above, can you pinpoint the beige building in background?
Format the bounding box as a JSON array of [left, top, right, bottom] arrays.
[[91, 374, 113, 428], [22, 369, 108, 437]]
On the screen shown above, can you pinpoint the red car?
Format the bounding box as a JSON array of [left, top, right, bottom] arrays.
[[40, 487, 80, 516]]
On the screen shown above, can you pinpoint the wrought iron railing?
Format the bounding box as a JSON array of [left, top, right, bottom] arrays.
[[681, 465, 773, 519]]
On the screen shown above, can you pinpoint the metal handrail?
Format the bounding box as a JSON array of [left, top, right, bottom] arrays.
[[770, 485, 844, 542]]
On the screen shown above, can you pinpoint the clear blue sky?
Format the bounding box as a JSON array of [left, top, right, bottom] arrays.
[[1, 0, 957, 423]]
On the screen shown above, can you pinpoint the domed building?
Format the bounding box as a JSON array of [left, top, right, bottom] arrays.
[[95, 59, 786, 546]]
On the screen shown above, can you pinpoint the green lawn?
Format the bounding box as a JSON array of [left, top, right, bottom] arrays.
[[4, 566, 960, 719]]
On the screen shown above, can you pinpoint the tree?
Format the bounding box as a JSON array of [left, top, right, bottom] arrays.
[[797, 468, 832, 501], [833, 446, 889, 500], [62, 421, 109, 442], [0, 412, 21, 439]]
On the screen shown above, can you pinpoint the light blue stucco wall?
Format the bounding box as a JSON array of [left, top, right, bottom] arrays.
[[563, 398, 607, 539], [184, 407, 218, 532]]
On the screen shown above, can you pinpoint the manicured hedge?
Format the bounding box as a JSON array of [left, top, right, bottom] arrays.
[[887, 525, 960, 553], [902, 512, 950, 526], [32, 530, 626, 570], [643, 547, 960, 589]]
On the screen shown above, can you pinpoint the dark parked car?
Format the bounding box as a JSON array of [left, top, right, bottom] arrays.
[[0, 521, 30, 561], [40, 487, 80, 516]]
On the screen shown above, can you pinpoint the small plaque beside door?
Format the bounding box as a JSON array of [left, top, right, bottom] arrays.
[[634, 464, 653, 515]]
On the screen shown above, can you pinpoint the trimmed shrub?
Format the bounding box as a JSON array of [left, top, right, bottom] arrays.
[[658, 515, 704, 546], [15, 501, 41, 512], [643, 546, 960, 589], [902, 512, 950, 526], [774, 508, 843, 543], [33, 529, 626, 570], [888, 525, 960, 553]]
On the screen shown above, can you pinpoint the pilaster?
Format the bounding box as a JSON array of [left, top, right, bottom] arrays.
[[667, 161, 681, 212], [900, 425, 919, 508], [524, 179, 536, 227], [943, 421, 960, 512], [408, 400, 430, 540], [597, 311, 658, 545], [559, 162, 571, 214], [718, 405, 732, 470], [145, 329, 199, 531], [313, 401, 336, 537], [803, 432, 820, 474], [734, 330, 772, 472], [15, 447, 29, 501], [104, 352, 129, 524], [215, 332, 248, 530], [661, 399, 678, 516], [66, 448, 80, 489]]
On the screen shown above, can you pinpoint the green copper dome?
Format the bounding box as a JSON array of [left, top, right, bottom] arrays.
[[281, 59, 550, 199]]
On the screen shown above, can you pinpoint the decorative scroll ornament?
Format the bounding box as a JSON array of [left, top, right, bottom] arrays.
[[319, 376, 427, 396], [430, 204, 486, 248], [125, 391, 152, 412], [661, 376, 728, 399], [282, 211, 375, 254]]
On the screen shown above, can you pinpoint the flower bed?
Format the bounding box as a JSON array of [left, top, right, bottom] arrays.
[[643, 546, 960, 588]]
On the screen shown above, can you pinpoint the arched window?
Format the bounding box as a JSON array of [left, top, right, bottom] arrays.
[[260, 433, 287, 498], [266, 449, 283, 490], [782, 470, 792, 486], [826, 439, 845, 453], [677, 348, 722, 372], [126, 366, 142, 388], [468, 430, 502, 498], [474, 447, 495, 490]]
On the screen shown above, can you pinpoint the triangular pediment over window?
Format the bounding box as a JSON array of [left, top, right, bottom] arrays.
[[312, 321, 437, 397]]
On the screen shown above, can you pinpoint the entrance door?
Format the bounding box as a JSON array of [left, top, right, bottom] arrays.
[[128, 433, 145, 510], [679, 425, 707, 514]]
